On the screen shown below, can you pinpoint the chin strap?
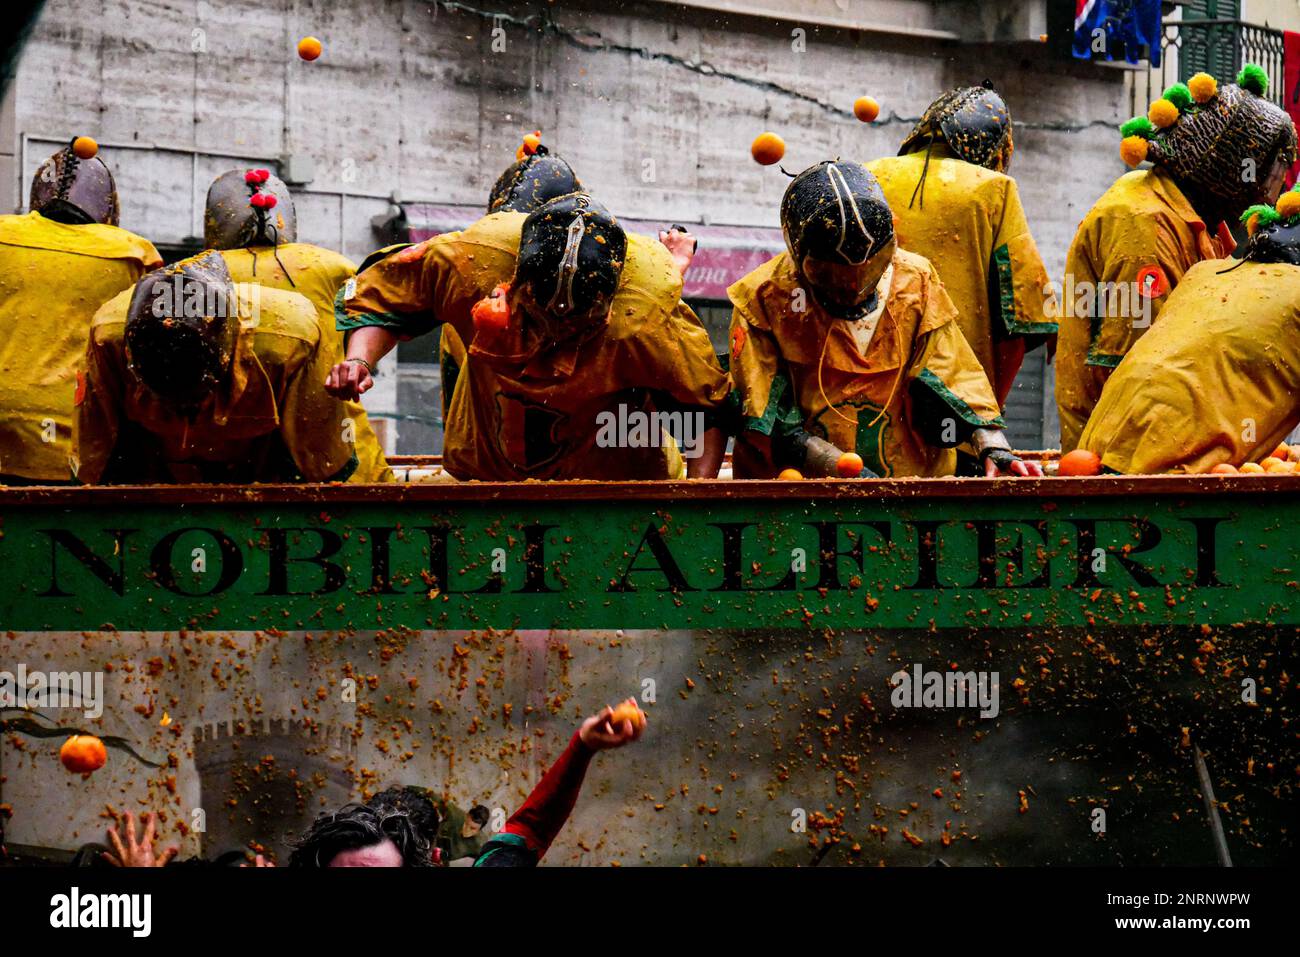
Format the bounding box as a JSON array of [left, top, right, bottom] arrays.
[[908, 136, 936, 210]]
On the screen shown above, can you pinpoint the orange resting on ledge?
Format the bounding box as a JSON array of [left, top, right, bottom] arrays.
[[836, 452, 864, 477], [777, 468, 804, 481], [1057, 449, 1102, 476]]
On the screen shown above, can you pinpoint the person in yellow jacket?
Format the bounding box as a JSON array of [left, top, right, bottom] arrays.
[[74, 252, 359, 484], [327, 192, 730, 481], [868, 83, 1056, 409], [1079, 188, 1300, 474], [432, 142, 699, 448], [0, 140, 160, 483], [729, 161, 1041, 479], [200, 168, 392, 482], [1056, 65, 1298, 452]]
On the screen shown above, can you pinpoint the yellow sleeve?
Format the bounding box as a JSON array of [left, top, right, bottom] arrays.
[[908, 267, 1005, 438], [335, 234, 478, 342], [629, 301, 730, 410], [990, 179, 1057, 339], [727, 298, 794, 434], [1083, 254, 1175, 369], [73, 320, 128, 485], [278, 334, 361, 482]]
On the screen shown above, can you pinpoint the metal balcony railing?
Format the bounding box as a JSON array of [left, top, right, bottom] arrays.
[[1133, 19, 1285, 115]]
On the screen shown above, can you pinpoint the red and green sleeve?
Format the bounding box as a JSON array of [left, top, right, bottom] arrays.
[[474, 731, 594, 867]]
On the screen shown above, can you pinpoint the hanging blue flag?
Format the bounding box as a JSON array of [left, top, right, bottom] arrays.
[[1073, 0, 1163, 67]]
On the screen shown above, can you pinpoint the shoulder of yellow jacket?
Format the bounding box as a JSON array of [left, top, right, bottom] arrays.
[[626, 230, 676, 274], [0, 212, 157, 262], [728, 251, 791, 300], [892, 246, 938, 282], [724, 252, 797, 331], [279, 242, 357, 278], [243, 284, 319, 340], [458, 211, 526, 253], [89, 286, 135, 338]]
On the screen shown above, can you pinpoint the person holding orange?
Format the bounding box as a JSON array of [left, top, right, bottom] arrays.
[[728, 161, 1040, 479], [433, 144, 700, 457], [327, 192, 729, 480]]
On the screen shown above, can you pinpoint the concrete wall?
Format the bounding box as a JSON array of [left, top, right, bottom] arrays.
[[1244, 0, 1300, 28], [10, 0, 1129, 273]]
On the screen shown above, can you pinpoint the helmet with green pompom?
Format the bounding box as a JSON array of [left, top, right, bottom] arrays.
[[1241, 184, 1300, 265], [1119, 64, 1297, 216]]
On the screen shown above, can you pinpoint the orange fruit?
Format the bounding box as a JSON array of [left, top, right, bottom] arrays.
[[72, 136, 98, 160], [836, 451, 865, 477], [1240, 462, 1266, 474], [1266, 460, 1295, 474], [853, 96, 880, 122], [1056, 449, 1102, 476], [609, 701, 645, 730], [471, 283, 511, 335], [522, 130, 542, 155], [60, 734, 107, 774], [1272, 443, 1290, 461], [777, 468, 803, 481], [1209, 463, 1238, 474], [1260, 456, 1284, 471], [297, 36, 323, 61], [751, 132, 786, 166]]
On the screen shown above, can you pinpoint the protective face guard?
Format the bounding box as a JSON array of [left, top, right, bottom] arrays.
[[203, 169, 298, 249], [124, 251, 239, 409], [511, 193, 625, 344], [799, 239, 896, 320], [899, 84, 1013, 172], [781, 162, 896, 320], [29, 149, 120, 226], [1243, 220, 1300, 266]]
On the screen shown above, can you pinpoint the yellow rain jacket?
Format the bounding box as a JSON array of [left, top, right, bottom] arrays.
[[728, 248, 1004, 478], [1056, 168, 1234, 452], [868, 147, 1057, 398], [338, 212, 728, 480], [218, 243, 392, 482], [1079, 258, 1300, 474], [0, 212, 160, 481], [76, 283, 358, 484]]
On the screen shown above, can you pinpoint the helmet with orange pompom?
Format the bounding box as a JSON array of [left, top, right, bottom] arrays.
[[29, 140, 120, 226], [488, 144, 583, 215]]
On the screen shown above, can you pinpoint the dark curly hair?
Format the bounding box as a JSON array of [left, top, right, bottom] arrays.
[[368, 786, 442, 845], [288, 802, 432, 868]]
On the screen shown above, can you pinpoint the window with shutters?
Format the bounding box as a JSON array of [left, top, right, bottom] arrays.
[[1179, 1, 1245, 83]]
